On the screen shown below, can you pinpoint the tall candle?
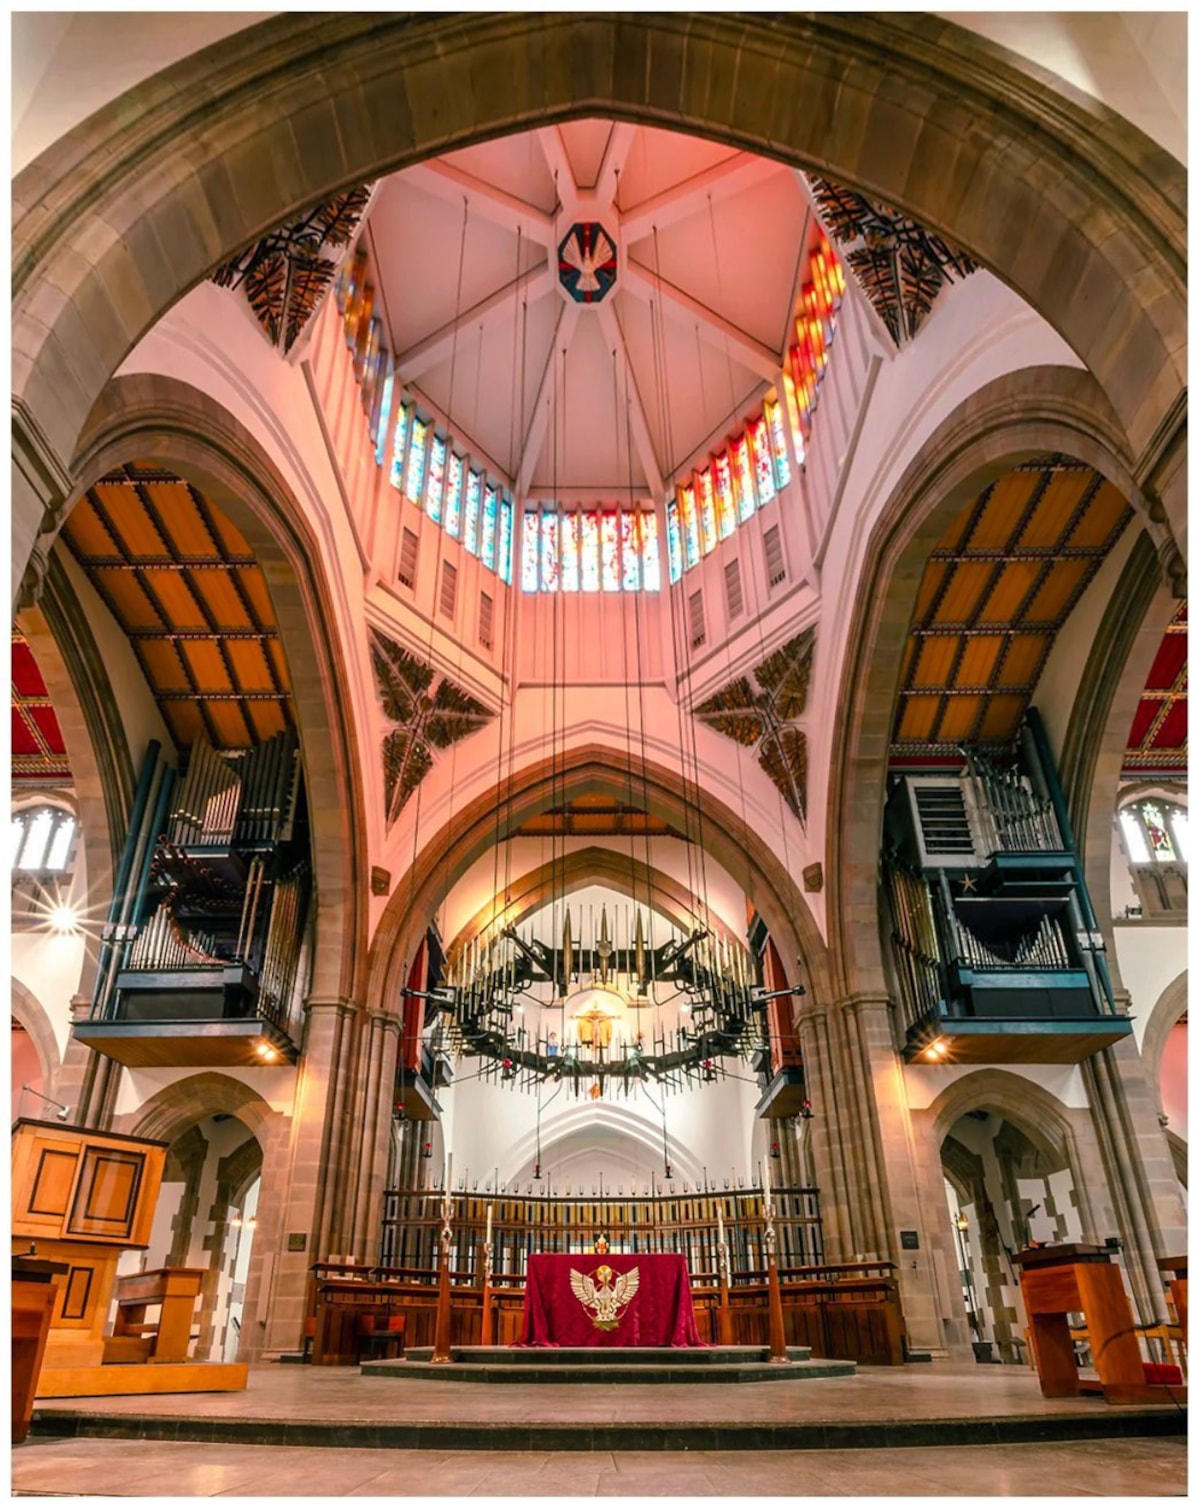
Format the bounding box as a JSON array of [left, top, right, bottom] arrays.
[[717, 1205, 726, 1249], [486, 1202, 493, 1248], [762, 1158, 770, 1210], [445, 1152, 453, 1196]]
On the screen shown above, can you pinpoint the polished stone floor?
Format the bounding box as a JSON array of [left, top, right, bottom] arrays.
[[27, 1360, 1187, 1427], [11, 1433, 1188, 1497]]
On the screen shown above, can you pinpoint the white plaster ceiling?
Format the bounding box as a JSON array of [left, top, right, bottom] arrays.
[[367, 122, 812, 500]]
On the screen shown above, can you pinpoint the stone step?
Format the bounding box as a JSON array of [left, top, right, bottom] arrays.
[[361, 1355, 853, 1385], [403, 1344, 812, 1366]]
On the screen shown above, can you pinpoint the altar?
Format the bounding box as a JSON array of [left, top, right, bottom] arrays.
[[519, 1253, 702, 1348]]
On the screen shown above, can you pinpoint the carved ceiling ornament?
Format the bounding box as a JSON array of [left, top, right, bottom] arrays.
[[212, 185, 373, 353], [806, 177, 976, 345], [369, 628, 494, 824], [694, 629, 814, 823]]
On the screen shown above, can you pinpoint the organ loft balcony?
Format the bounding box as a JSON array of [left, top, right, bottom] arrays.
[[881, 716, 1134, 1066], [71, 734, 308, 1069]]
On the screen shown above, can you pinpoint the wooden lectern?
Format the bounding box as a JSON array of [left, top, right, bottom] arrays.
[[11, 1119, 247, 1398], [1015, 1243, 1184, 1406], [12, 1255, 68, 1441]]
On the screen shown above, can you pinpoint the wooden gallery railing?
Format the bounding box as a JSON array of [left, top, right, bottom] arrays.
[[306, 1187, 906, 1366]]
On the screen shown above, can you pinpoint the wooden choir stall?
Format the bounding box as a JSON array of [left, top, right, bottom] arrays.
[[10, 1119, 247, 1401]]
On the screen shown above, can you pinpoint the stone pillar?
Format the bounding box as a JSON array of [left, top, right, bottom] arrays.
[[799, 992, 959, 1356], [346, 1011, 402, 1263], [1082, 1026, 1188, 1321], [248, 995, 360, 1357]]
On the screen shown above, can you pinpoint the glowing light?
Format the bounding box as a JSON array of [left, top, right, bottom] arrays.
[[49, 903, 79, 935]]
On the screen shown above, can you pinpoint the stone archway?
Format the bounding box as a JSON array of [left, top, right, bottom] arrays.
[[1140, 972, 1188, 1125], [13, 13, 1186, 606], [68, 372, 368, 1007], [11, 977, 63, 1102], [826, 364, 1157, 1007]]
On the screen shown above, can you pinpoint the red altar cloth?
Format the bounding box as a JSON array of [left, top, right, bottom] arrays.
[[518, 1253, 702, 1347]]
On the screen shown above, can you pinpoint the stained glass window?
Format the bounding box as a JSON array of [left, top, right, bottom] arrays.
[[714, 452, 736, 539], [341, 248, 368, 344], [788, 230, 845, 452], [601, 513, 621, 591], [1120, 809, 1151, 864], [666, 498, 683, 583], [405, 418, 428, 504], [498, 499, 514, 585], [444, 453, 464, 538], [540, 512, 560, 592], [733, 434, 756, 522], [561, 511, 580, 593], [463, 470, 482, 555], [389, 402, 409, 491], [679, 484, 700, 569], [640, 511, 662, 592], [749, 416, 775, 505], [1170, 808, 1189, 862], [580, 511, 601, 592], [619, 512, 640, 591], [360, 318, 383, 411], [521, 512, 539, 592], [480, 484, 498, 569], [1140, 802, 1176, 861], [373, 361, 395, 468], [696, 468, 718, 556], [352, 286, 375, 384], [426, 435, 446, 523], [765, 399, 791, 490]]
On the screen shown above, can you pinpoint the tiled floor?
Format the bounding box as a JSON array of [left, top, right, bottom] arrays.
[[11, 1434, 1188, 1497]]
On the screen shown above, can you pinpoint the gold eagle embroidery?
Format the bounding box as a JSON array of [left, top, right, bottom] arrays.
[[569, 1264, 640, 1331]]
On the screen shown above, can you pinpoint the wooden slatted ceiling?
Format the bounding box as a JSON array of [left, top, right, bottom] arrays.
[[1124, 602, 1187, 775], [891, 459, 1133, 759], [12, 629, 71, 783], [61, 465, 293, 752], [514, 794, 681, 838]]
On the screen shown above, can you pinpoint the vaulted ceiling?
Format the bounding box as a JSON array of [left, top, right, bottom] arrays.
[[60, 465, 293, 752], [891, 459, 1134, 760], [362, 122, 813, 499]]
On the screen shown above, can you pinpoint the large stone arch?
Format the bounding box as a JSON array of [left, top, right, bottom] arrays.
[[119, 1071, 281, 1151], [498, 1101, 707, 1190], [368, 743, 832, 1017], [446, 845, 734, 960], [826, 364, 1159, 1005], [10, 977, 63, 1100], [12, 13, 1186, 606], [67, 372, 368, 1004], [1140, 971, 1188, 1119]]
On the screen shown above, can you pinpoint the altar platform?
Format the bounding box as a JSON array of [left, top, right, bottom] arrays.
[[365, 1343, 854, 1383], [28, 1360, 1186, 1453]]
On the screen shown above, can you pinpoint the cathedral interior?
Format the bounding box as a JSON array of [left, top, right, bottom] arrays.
[[10, 10, 1187, 1500]]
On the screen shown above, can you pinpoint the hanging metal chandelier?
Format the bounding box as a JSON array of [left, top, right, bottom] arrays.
[[406, 905, 804, 1094]]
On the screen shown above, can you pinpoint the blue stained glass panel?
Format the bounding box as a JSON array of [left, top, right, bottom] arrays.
[[374, 363, 395, 468], [481, 484, 498, 569], [389, 402, 409, 491], [580, 511, 600, 592], [665, 498, 683, 583], [498, 500, 514, 584], [521, 512, 539, 592], [733, 433, 756, 521], [405, 418, 428, 504], [444, 453, 464, 538], [766, 399, 792, 489], [426, 435, 446, 522], [560, 512, 580, 592], [464, 470, 482, 555]]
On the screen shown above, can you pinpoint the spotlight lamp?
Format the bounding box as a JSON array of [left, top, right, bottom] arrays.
[[21, 1085, 70, 1122]]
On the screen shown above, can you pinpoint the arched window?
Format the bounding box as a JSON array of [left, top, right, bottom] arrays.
[[11, 805, 77, 874], [1119, 800, 1189, 866], [1118, 795, 1187, 921]]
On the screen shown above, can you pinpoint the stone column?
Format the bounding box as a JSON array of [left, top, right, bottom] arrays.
[[249, 995, 360, 1357], [1082, 1026, 1188, 1321], [799, 992, 959, 1356], [346, 1011, 403, 1263]]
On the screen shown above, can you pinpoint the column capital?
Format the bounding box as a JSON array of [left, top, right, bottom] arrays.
[[832, 992, 893, 1018], [304, 995, 363, 1020]]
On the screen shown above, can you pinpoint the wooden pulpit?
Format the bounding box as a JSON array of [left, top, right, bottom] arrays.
[[12, 1255, 68, 1441], [11, 1119, 246, 1399], [1015, 1243, 1184, 1406]]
